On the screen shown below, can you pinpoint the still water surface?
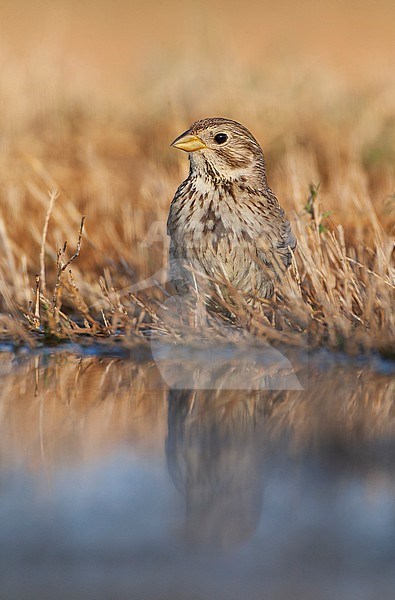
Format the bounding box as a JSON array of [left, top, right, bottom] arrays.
[[0, 345, 394, 599]]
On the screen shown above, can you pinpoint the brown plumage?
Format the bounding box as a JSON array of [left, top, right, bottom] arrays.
[[167, 117, 296, 305]]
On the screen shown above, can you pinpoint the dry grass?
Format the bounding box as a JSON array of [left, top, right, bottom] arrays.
[[0, 1, 394, 355]]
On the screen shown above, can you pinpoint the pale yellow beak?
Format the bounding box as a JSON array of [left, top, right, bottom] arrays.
[[171, 131, 206, 152]]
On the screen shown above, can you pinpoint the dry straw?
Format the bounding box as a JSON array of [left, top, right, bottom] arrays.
[[0, 43, 393, 356]]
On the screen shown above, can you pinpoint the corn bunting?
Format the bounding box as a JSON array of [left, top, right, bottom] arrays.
[[167, 117, 296, 306]]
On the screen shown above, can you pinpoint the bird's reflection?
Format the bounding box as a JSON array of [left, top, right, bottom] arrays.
[[0, 349, 393, 545], [166, 388, 284, 548], [151, 334, 305, 391]]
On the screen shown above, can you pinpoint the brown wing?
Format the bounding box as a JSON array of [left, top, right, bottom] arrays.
[[253, 189, 296, 274]]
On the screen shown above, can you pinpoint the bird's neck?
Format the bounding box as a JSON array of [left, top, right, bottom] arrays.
[[188, 154, 267, 191]]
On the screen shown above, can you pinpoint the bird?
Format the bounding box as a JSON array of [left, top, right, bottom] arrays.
[[167, 117, 296, 310]]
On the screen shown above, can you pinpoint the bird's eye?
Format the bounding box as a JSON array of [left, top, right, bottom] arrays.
[[214, 133, 228, 144]]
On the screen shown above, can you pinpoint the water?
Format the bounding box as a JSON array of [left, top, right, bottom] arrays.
[[0, 345, 394, 599]]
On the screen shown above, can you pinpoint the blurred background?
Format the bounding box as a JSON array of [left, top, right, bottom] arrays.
[[2, 0, 395, 86], [2, 0, 395, 135]]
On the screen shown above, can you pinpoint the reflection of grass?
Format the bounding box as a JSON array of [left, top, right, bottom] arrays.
[[0, 4, 394, 355], [0, 352, 393, 471]]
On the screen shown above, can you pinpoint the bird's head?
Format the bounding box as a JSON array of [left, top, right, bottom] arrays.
[[171, 117, 267, 185]]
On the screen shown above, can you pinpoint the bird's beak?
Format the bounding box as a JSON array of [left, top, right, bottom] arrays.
[[171, 130, 206, 152]]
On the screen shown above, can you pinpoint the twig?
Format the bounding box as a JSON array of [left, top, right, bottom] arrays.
[[345, 256, 395, 288], [129, 292, 160, 322], [52, 216, 86, 313], [60, 216, 86, 274], [40, 189, 59, 298], [52, 243, 66, 313], [34, 274, 40, 327]]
